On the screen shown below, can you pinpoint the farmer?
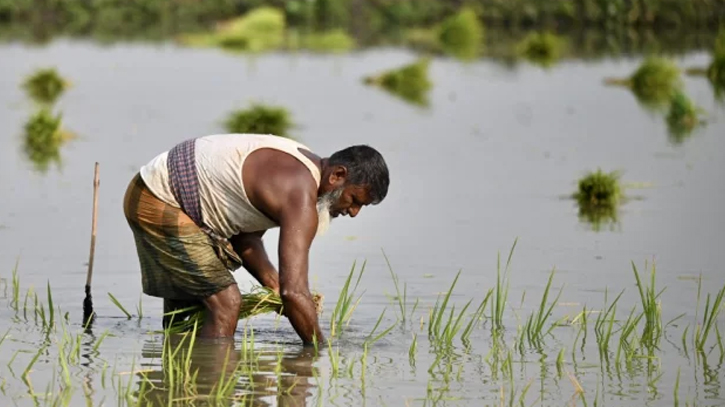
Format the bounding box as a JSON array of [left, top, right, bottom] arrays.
[[123, 134, 390, 346]]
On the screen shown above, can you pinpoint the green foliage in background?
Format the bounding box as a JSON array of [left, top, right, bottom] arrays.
[[224, 104, 294, 138]]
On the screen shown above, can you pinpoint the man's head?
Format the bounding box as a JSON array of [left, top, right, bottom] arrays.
[[315, 145, 389, 234]]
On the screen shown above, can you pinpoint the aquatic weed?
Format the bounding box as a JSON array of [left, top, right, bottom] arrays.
[[666, 91, 705, 143], [224, 104, 294, 138], [438, 6, 483, 61], [363, 58, 432, 107], [22, 67, 69, 104], [516, 32, 565, 68]]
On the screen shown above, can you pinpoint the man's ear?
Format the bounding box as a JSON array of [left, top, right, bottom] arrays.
[[329, 165, 348, 187]]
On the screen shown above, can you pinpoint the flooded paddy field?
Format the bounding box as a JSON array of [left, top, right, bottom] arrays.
[[1, 23, 725, 406]]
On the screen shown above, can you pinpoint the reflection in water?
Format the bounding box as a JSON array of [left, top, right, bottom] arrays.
[[572, 169, 622, 232], [22, 109, 75, 173], [134, 332, 317, 406], [665, 91, 705, 145]]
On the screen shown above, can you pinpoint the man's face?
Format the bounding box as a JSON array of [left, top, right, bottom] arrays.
[[315, 184, 372, 236]]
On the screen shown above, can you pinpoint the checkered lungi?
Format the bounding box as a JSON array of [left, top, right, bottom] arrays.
[[123, 140, 242, 301]]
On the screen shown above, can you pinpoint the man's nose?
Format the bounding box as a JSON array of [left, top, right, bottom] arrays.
[[349, 206, 361, 218]]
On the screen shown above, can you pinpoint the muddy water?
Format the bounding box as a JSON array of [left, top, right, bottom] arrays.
[[0, 39, 724, 406]]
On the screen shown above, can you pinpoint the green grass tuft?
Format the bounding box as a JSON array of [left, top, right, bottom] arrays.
[[23, 109, 74, 172], [363, 58, 433, 107], [666, 91, 704, 143], [438, 7, 484, 60], [22, 68, 69, 104], [516, 32, 565, 68], [224, 104, 294, 138]]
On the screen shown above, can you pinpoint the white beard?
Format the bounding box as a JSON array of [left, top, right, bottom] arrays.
[[315, 188, 343, 237]]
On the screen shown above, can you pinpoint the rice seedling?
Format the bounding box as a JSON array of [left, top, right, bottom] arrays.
[[674, 366, 681, 407], [23, 109, 74, 172], [108, 292, 132, 319], [224, 104, 294, 138], [363, 58, 432, 107], [665, 91, 705, 143], [461, 289, 492, 346], [330, 261, 366, 338], [694, 283, 725, 352], [515, 32, 565, 69], [180, 7, 285, 53], [364, 308, 397, 347], [615, 307, 644, 368], [437, 6, 484, 61], [631, 261, 664, 349], [604, 56, 682, 110], [22, 67, 69, 104], [594, 289, 624, 358], [382, 250, 407, 323], [492, 238, 518, 330], [427, 270, 478, 348], [523, 269, 564, 347], [11, 261, 19, 311], [409, 333, 417, 368]]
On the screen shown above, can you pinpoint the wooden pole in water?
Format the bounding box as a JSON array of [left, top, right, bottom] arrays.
[[83, 162, 100, 326]]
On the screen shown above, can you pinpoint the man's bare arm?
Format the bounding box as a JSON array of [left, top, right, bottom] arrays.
[[277, 193, 325, 346], [230, 231, 279, 293]]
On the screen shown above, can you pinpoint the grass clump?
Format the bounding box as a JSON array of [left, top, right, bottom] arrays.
[[167, 286, 323, 334], [707, 54, 725, 99], [437, 7, 484, 60], [22, 68, 69, 104], [666, 91, 704, 144], [605, 56, 682, 110], [224, 104, 294, 138], [23, 109, 74, 172], [180, 7, 285, 53], [573, 169, 622, 232], [363, 58, 432, 107], [515, 32, 565, 68]]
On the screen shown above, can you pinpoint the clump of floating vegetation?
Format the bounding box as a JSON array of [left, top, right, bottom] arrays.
[[437, 7, 484, 60], [23, 109, 74, 172], [224, 104, 294, 137], [179, 7, 285, 53], [363, 58, 432, 107], [605, 56, 682, 110], [666, 91, 705, 144], [165, 286, 323, 334], [302, 29, 356, 53], [515, 32, 565, 68], [22, 68, 69, 104], [573, 169, 623, 232]]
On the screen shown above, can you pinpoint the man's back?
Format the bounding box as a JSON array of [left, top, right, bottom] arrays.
[[140, 134, 321, 238]]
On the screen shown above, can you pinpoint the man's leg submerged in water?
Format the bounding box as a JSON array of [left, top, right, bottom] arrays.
[[162, 284, 241, 338]]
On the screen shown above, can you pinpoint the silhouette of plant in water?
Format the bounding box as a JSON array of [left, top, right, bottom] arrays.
[[224, 104, 294, 137], [437, 6, 483, 61], [573, 169, 622, 232], [516, 32, 565, 68], [665, 91, 705, 144], [22, 68, 69, 105], [363, 58, 432, 107], [605, 56, 682, 111], [23, 109, 74, 173]]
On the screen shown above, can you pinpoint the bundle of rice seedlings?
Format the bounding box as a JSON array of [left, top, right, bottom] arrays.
[[224, 104, 294, 137], [166, 286, 323, 334], [303, 29, 356, 53], [180, 7, 285, 53], [573, 169, 622, 208], [666, 91, 704, 143], [23, 109, 74, 172], [604, 56, 682, 110], [22, 68, 69, 104], [363, 58, 432, 107], [707, 53, 725, 97], [437, 6, 484, 60], [516, 31, 565, 68]]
